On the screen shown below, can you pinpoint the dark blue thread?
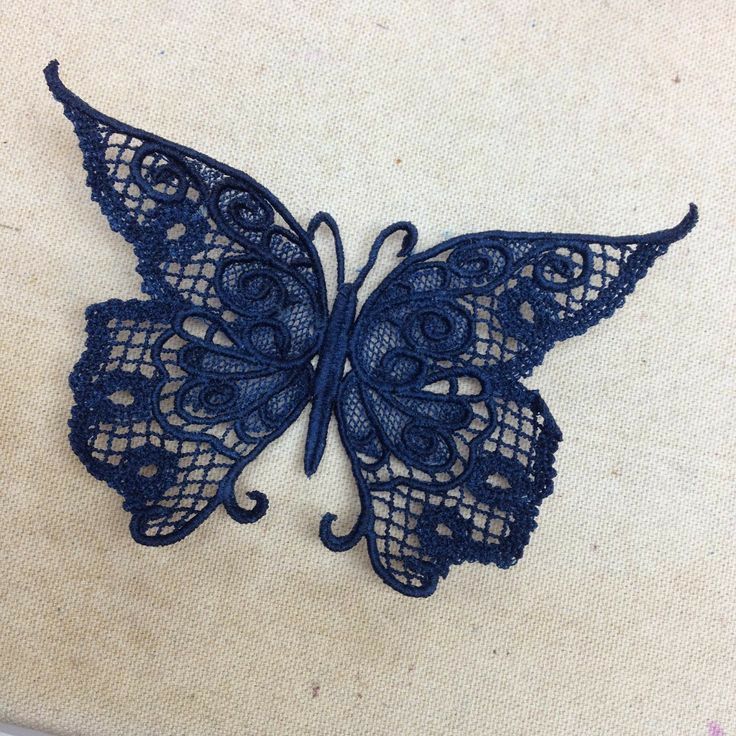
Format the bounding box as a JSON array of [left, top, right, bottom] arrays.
[[46, 60, 698, 594], [307, 212, 345, 288]]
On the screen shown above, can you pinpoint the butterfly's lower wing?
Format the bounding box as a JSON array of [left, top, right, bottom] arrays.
[[326, 208, 696, 594], [48, 62, 327, 542], [328, 370, 560, 595], [72, 299, 313, 544]]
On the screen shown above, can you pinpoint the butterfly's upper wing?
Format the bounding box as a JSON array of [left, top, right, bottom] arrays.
[[327, 207, 697, 595], [47, 61, 327, 543]]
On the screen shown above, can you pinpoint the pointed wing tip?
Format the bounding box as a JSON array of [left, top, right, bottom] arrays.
[[674, 202, 698, 238], [624, 202, 698, 250], [44, 58, 59, 76], [44, 59, 61, 92], [684, 202, 699, 232], [659, 202, 699, 244], [44, 59, 76, 108]]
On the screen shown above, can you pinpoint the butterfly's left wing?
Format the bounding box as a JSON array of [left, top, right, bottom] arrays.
[[323, 207, 697, 595], [47, 62, 327, 544]]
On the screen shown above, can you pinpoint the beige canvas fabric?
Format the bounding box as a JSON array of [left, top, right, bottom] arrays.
[[1, 2, 734, 735]]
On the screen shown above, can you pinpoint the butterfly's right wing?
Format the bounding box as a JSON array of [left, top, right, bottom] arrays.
[[47, 62, 327, 543], [325, 207, 696, 595]]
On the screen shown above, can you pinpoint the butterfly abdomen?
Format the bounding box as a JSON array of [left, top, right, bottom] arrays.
[[304, 283, 359, 476]]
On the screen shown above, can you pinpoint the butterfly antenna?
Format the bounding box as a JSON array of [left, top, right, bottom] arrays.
[[307, 211, 345, 287], [353, 221, 418, 289]]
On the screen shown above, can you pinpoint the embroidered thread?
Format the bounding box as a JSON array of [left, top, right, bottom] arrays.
[[46, 60, 698, 596]]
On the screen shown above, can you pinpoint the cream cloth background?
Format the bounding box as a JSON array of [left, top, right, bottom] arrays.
[[1, 2, 734, 735]]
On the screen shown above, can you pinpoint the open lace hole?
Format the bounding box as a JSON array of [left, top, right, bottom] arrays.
[[107, 390, 134, 406], [436, 523, 453, 537], [456, 376, 482, 395], [166, 222, 186, 240], [486, 473, 511, 490], [519, 301, 535, 323], [138, 464, 158, 478]]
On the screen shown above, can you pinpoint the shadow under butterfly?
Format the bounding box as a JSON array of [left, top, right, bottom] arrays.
[[45, 60, 698, 597]]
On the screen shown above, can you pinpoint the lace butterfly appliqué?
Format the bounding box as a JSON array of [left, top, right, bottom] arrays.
[[45, 61, 698, 597]]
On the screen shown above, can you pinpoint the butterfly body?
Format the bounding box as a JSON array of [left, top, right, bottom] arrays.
[[305, 281, 357, 477], [305, 219, 419, 476], [46, 60, 697, 596]]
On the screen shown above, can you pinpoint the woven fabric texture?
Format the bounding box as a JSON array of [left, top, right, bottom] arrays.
[[0, 1, 734, 734]]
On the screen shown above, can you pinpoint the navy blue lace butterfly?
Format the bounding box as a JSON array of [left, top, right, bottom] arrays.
[[46, 61, 697, 596]]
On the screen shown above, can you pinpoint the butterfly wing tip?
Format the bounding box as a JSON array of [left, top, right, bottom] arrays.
[[669, 202, 698, 242], [44, 59, 61, 87], [44, 59, 74, 105], [631, 202, 699, 248], [686, 202, 699, 226]]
